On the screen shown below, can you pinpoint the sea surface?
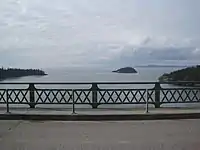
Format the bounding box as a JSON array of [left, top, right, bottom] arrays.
[[1, 66, 199, 108], [0, 66, 182, 88]]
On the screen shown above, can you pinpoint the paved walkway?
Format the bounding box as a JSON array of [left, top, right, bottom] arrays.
[[0, 106, 200, 120], [0, 119, 200, 150], [1, 105, 200, 115]]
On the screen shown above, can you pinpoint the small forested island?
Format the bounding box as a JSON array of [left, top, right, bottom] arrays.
[[158, 65, 200, 86], [0, 68, 47, 81], [112, 67, 137, 73]]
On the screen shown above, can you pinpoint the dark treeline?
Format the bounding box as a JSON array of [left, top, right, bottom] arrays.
[[166, 65, 200, 81], [159, 65, 200, 86], [0, 67, 47, 80]]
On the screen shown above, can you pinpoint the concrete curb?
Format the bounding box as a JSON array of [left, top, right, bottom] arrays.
[[1, 113, 200, 121]]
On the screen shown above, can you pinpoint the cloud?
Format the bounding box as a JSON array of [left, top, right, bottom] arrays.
[[1, 0, 200, 68]]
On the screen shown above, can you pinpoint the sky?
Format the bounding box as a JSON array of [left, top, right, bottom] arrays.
[[1, 0, 200, 68]]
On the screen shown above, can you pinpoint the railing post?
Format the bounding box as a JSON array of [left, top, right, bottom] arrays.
[[145, 89, 149, 113], [154, 82, 161, 108], [6, 89, 10, 114], [91, 83, 98, 109], [71, 90, 76, 114], [28, 83, 36, 108]]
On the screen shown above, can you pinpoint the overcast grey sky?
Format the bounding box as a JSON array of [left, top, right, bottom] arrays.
[[1, 0, 200, 68]]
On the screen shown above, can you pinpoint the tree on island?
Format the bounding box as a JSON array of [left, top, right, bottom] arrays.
[[159, 65, 200, 86], [112, 67, 137, 73], [0, 68, 47, 80]]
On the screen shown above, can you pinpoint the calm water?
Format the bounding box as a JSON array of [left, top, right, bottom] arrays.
[[1, 66, 199, 108], [0, 66, 182, 88]]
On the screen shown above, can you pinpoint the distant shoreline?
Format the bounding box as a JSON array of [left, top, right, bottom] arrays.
[[0, 68, 47, 81], [135, 65, 189, 68]]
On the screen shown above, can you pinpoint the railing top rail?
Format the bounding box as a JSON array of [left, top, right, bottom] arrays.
[[0, 82, 156, 84], [0, 81, 200, 84]]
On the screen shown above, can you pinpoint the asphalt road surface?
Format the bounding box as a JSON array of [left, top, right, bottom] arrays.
[[0, 119, 200, 150]]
